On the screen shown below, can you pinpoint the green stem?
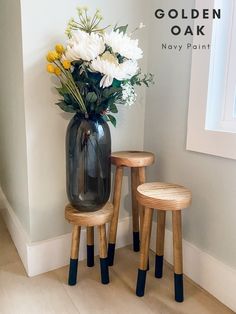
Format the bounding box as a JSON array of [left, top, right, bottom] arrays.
[[61, 78, 85, 112], [91, 19, 102, 31], [90, 14, 97, 29], [67, 72, 87, 110], [79, 13, 88, 29], [54, 62, 87, 113], [91, 25, 110, 32]]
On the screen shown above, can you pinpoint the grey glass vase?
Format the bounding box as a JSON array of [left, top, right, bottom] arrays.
[[66, 113, 111, 211]]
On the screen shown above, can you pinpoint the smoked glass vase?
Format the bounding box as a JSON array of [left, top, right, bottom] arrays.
[[66, 113, 111, 211]]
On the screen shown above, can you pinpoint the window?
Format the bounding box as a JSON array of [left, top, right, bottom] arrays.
[[187, 0, 236, 160]]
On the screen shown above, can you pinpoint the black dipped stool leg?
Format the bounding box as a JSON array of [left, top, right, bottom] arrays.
[[87, 245, 94, 267], [174, 273, 184, 302], [136, 269, 147, 297], [107, 243, 116, 266], [100, 258, 109, 284], [68, 258, 78, 286], [155, 255, 164, 278], [133, 231, 140, 252]]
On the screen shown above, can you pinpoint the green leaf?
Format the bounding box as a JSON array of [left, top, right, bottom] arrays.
[[56, 101, 76, 113], [112, 79, 122, 88], [63, 94, 72, 104], [109, 102, 118, 113], [102, 115, 109, 122], [114, 24, 128, 34], [56, 85, 68, 96], [86, 92, 98, 103], [102, 87, 121, 98], [107, 114, 117, 127]]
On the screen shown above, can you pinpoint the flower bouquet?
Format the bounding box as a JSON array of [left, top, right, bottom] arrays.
[[46, 6, 154, 127], [46, 6, 154, 210]]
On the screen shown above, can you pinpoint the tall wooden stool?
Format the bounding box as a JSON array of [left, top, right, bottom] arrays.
[[135, 182, 192, 302], [108, 151, 155, 266], [65, 202, 114, 285]]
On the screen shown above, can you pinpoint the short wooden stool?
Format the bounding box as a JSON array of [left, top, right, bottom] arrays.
[[65, 202, 114, 285], [135, 183, 192, 302], [108, 151, 155, 266]]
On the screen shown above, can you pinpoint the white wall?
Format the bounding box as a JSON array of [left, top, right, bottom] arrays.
[[0, 0, 30, 234], [145, 0, 236, 270], [20, 0, 149, 241]]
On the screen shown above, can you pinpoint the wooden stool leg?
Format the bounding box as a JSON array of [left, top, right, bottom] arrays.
[[99, 224, 109, 284], [131, 167, 140, 252], [172, 211, 184, 302], [137, 167, 150, 269], [136, 207, 153, 297], [137, 167, 146, 238], [68, 225, 81, 286], [155, 210, 166, 278], [87, 227, 94, 267], [108, 166, 123, 266]]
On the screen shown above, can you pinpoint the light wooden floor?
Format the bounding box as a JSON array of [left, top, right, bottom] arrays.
[[0, 215, 234, 314]]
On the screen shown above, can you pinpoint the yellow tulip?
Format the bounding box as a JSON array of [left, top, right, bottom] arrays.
[[55, 44, 65, 54], [62, 60, 71, 70], [46, 64, 55, 73]]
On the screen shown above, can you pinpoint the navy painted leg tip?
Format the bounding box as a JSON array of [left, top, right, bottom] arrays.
[[136, 269, 147, 297], [87, 245, 95, 267], [136, 291, 144, 297], [68, 280, 77, 286], [133, 232, 140, 252], [100, 258, 110, 285], [107, 243, 115, 266], [174, 273, 184, 302], [68, 258, 78, 286], [102, 279, 110, 285], [155, 255, 164, 278]]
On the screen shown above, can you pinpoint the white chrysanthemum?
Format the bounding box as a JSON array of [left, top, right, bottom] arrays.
[[90, 52, 139, 88], [90, 52, 119, 88], [116, 60, 139, 80], [64, 30, 105, 62], [104, 30, 143, 60]]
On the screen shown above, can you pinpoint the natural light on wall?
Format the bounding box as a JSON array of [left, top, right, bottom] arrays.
[[187, 0, 236, 160], [206, 0, 236, 133]]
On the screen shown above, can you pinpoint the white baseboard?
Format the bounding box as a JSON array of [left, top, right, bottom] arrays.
[[0, 188, 30, 274], [1, 188, 236, 311], [150, 221, 236, 312]]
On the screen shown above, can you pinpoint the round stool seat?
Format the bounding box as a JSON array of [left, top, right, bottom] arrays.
[[137, 182, 192, 210], [111, 151, 155, 167], [65, 202, 114, 226]]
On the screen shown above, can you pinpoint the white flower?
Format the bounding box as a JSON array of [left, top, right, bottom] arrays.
[[120, 82, 137, 106], [104, 30, 143, 60], [90, 52, 139, 88], [90, 52, 119, 88], [64, 30, 105, 62], [117, 60, 139, 80]]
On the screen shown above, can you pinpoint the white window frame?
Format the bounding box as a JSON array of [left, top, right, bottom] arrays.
[[187, 0, 236, 160]]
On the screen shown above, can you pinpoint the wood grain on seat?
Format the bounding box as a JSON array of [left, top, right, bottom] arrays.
[[111, 151, 155, 167], [65, 202, 114, 226], [137, 182, 192, 210]]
